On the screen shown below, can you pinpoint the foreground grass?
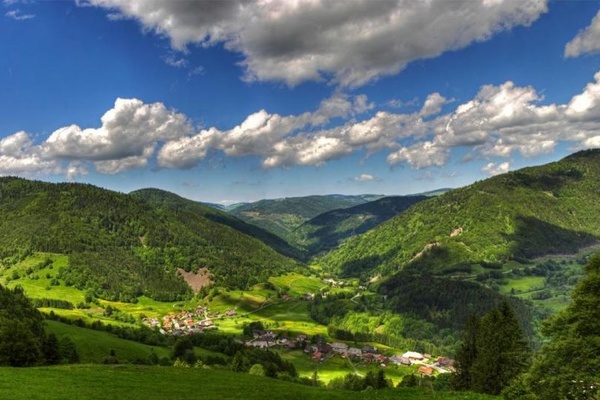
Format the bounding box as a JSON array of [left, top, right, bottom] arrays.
[[0, 365, 498, 400]]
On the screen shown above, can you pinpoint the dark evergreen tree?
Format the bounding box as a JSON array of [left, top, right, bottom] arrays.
[[452, 314, 480, 390], [58, 336, 79, 364], [42, 333, 61, 365], [471, 302, 530, 395]]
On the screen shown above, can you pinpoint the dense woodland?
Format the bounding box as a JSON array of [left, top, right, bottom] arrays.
[[0, 178, 297, 301], [320, 149, 600, 279]]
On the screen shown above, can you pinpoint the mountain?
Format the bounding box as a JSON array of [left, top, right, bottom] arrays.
[[320, 149, 600, 279], [294, 195, 428, 256], [0, 178, 297, 301], [130, 188, 304, 260], [228, 194, 384, 244]]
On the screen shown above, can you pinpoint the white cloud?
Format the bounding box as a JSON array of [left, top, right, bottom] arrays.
[[0, 132, 60, 176], [387, 141, 449, 169], [482, 161, 511, 175], [354, 173, 379, 182], [45, 98, 192, 163], [565, 10, 600, 58], [157, 92, 372, 169], [87, 0, 548, 87], [4, 9, 34, 20], [7, 69, 600, 178]]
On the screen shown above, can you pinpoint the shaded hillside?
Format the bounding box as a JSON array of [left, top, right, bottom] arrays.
[[295, 195, 427, 256], [0, 178, 297, 301], [320, 149, 600, 279], [229, 194, 383, 244], [131, 188, 304, 260]]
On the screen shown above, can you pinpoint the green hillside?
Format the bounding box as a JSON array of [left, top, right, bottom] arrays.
[[229, 194, 383, 245], [295, 195, 427, 256], [0, 365, 498, 400], [321, 150, 600, 279], [130, 188, 304, 260], [0, 178, 297, 301]]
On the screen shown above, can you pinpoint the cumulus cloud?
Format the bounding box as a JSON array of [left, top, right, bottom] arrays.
[[157, 92, 373, 169], [565, 10, 600, 58], [7, 68, 600, 178], [354, 173, 379, 182], [0, 132, 60, 176], [482, 161, 511, 175], [86, 0, 548, 87], [45, 98, 192, 162]]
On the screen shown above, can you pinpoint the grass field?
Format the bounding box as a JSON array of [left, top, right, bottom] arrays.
[[269, 273, 325, 296], [44, 320, 171, 363], [0, 365, 498, 400], [499, 276, 546, 295]]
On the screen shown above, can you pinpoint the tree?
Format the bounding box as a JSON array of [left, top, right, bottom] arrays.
[[42, 333, 61, 365], [452, 314, 480, 390], [522, 254, 600, 400], [249, 363, 265, 376], [471, 302, 530, 395]]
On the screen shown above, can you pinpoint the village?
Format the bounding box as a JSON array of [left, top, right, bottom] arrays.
[[142, 302, 456, 378]]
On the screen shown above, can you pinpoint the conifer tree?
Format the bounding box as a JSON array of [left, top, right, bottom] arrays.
[[471, 301, 530, 395], [452, 314, 480, 390]]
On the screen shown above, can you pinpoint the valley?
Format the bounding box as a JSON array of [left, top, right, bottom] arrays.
[[1, 150, 599, 398]]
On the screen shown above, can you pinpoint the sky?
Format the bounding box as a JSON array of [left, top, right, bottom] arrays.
[[2, 0, 600, 204]]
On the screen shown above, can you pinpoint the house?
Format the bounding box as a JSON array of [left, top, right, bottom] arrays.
[[402, 351, 424, 361], [418, 366, 434, 376], [282, 294, 292, 301], [347, 347, 362, 358], [362, 345, 377, 354], [312, 351, 324, 361], [390, 355, 411, 366], [225, 309, 237, 317], [296, 334, 307, 342], [317, 344, 332, 354], [250, 340, 270, 348], [331, 342, 349, 353], [376, 354, 389, 365], [436, 357, 456, 369], [363, 353, 376, 363]]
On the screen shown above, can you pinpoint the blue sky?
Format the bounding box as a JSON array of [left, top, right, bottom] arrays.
[[2, 0, 600, 203]]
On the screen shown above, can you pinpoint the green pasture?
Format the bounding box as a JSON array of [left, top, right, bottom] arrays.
[[269, 273, 325, 296], [44, 320, 170, 363], [499, 276, 546, 295], [0, 365, 498, 400]]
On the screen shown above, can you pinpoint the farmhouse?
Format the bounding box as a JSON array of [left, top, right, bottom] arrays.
[[402, 351, 424, 361], [330, 342, 348, 353]]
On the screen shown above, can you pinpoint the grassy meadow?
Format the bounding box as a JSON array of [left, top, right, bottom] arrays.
[[0, 365, 498, 400]]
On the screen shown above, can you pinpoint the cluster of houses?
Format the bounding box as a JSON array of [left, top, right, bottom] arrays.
[[142, 306, 236, 336], [244, 329, 455, 375]]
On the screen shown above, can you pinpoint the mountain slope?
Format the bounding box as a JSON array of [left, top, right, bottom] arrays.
[[0, 178, 297, 301], [228, 194, 383, 245], [294, 195, 428, 256], [130, 188, 304, 260], [320, 149, 600, 279]]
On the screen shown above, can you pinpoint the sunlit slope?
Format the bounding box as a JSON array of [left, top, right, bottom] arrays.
[[0, 178, 296, 301], [321, 150, 600, 278]]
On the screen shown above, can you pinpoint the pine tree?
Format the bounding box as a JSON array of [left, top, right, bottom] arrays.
[[471, 302, 530, 395], [452, 313, 480, 390]]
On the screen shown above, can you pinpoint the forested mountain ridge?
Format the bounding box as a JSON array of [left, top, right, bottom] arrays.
[[294, 195, 428, 256], [228, 194, 384, 245], [320, 149, 600, 279], [130, 188, 303, 260], [0, 178, 297, 301]]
